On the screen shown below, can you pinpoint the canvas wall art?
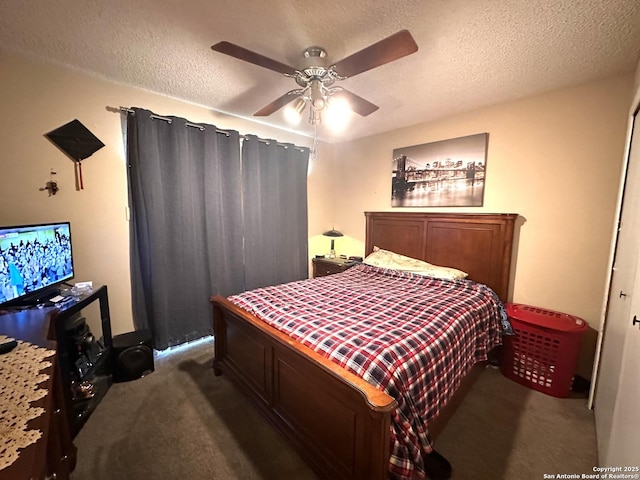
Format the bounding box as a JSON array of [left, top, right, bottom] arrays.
[[392, 133, 488, 207]]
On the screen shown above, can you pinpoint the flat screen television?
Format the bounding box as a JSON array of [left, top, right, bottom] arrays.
[[0, 222, 75, 307]]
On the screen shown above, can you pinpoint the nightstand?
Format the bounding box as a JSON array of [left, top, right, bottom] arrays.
[[312, 257, 357, 278]]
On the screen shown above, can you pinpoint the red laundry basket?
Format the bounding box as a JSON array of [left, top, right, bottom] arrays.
[[501, 303, 588, 398]]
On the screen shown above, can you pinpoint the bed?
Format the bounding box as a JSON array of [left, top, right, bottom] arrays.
[[210, 211, 517, 480]]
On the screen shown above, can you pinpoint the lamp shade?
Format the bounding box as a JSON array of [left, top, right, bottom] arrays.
[[322, 229, 343, 237]]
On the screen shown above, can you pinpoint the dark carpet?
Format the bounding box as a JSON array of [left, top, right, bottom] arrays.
[[71, 337, 597, 479]]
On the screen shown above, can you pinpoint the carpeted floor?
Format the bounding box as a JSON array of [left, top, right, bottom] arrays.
[[71, 337, 597, 480], [436, 364, 597, 479]]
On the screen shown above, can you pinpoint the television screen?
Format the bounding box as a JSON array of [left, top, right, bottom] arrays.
[[0, 222, 75, 306]]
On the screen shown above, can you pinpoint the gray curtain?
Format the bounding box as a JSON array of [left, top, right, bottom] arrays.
[[241, 135, 309, 289], [127, 111, 310, 350], [127, 108, 244, 350]]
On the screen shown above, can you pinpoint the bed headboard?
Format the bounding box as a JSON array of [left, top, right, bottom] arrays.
[[365, 212, 518, 301]]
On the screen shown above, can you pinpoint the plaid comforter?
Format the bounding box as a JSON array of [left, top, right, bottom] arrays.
[[228, 264, 505, 479]]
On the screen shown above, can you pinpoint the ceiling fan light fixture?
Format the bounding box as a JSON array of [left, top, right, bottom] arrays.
[[309, 79, 326, 112], [211, 30, 418, 160], [324, 96, 351, 132], [311, 97, 325, 110], [284, 97, 306, 125]]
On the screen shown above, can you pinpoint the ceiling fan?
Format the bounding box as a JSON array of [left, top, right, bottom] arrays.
[[211, 30, 419, 127]]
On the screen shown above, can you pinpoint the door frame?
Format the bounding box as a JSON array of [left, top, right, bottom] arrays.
[[590, 79, 640, 408]]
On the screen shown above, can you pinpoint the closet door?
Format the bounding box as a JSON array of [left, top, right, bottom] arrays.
[[606, 239, 640, 465], [595, 102, 640, 465]]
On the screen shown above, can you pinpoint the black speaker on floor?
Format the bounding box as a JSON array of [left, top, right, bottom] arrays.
[[112, 329, 154, 382]]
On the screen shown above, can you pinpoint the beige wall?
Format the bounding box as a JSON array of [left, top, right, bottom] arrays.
[[0, 50, 332, 336], [331, 75, 633, 343]]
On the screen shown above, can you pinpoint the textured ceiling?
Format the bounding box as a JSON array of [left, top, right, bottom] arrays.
[[1, 0, 639, 142]]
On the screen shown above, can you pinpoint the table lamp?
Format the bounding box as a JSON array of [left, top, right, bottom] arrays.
[[323, 229, 343, 259]]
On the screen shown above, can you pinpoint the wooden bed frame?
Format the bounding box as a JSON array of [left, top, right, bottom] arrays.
[[210, 212, 517, 480]]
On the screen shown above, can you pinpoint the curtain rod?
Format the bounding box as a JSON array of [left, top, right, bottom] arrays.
[[119, 107, 306, 151]]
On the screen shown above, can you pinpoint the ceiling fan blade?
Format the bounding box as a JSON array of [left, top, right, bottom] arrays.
[[332, 30, 418, 79], [335, 89, 379, 116], [254, 90, 300, 116], [211, 41, 298, 76]]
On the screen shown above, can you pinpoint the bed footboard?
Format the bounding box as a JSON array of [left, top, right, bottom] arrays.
[[211, 295, 397, 480]]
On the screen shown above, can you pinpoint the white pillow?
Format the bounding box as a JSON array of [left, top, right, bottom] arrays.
[[364, 247, 468, 280]]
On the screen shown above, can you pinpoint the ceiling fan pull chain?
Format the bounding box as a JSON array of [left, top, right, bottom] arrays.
[[312, 125, 319, 161]]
